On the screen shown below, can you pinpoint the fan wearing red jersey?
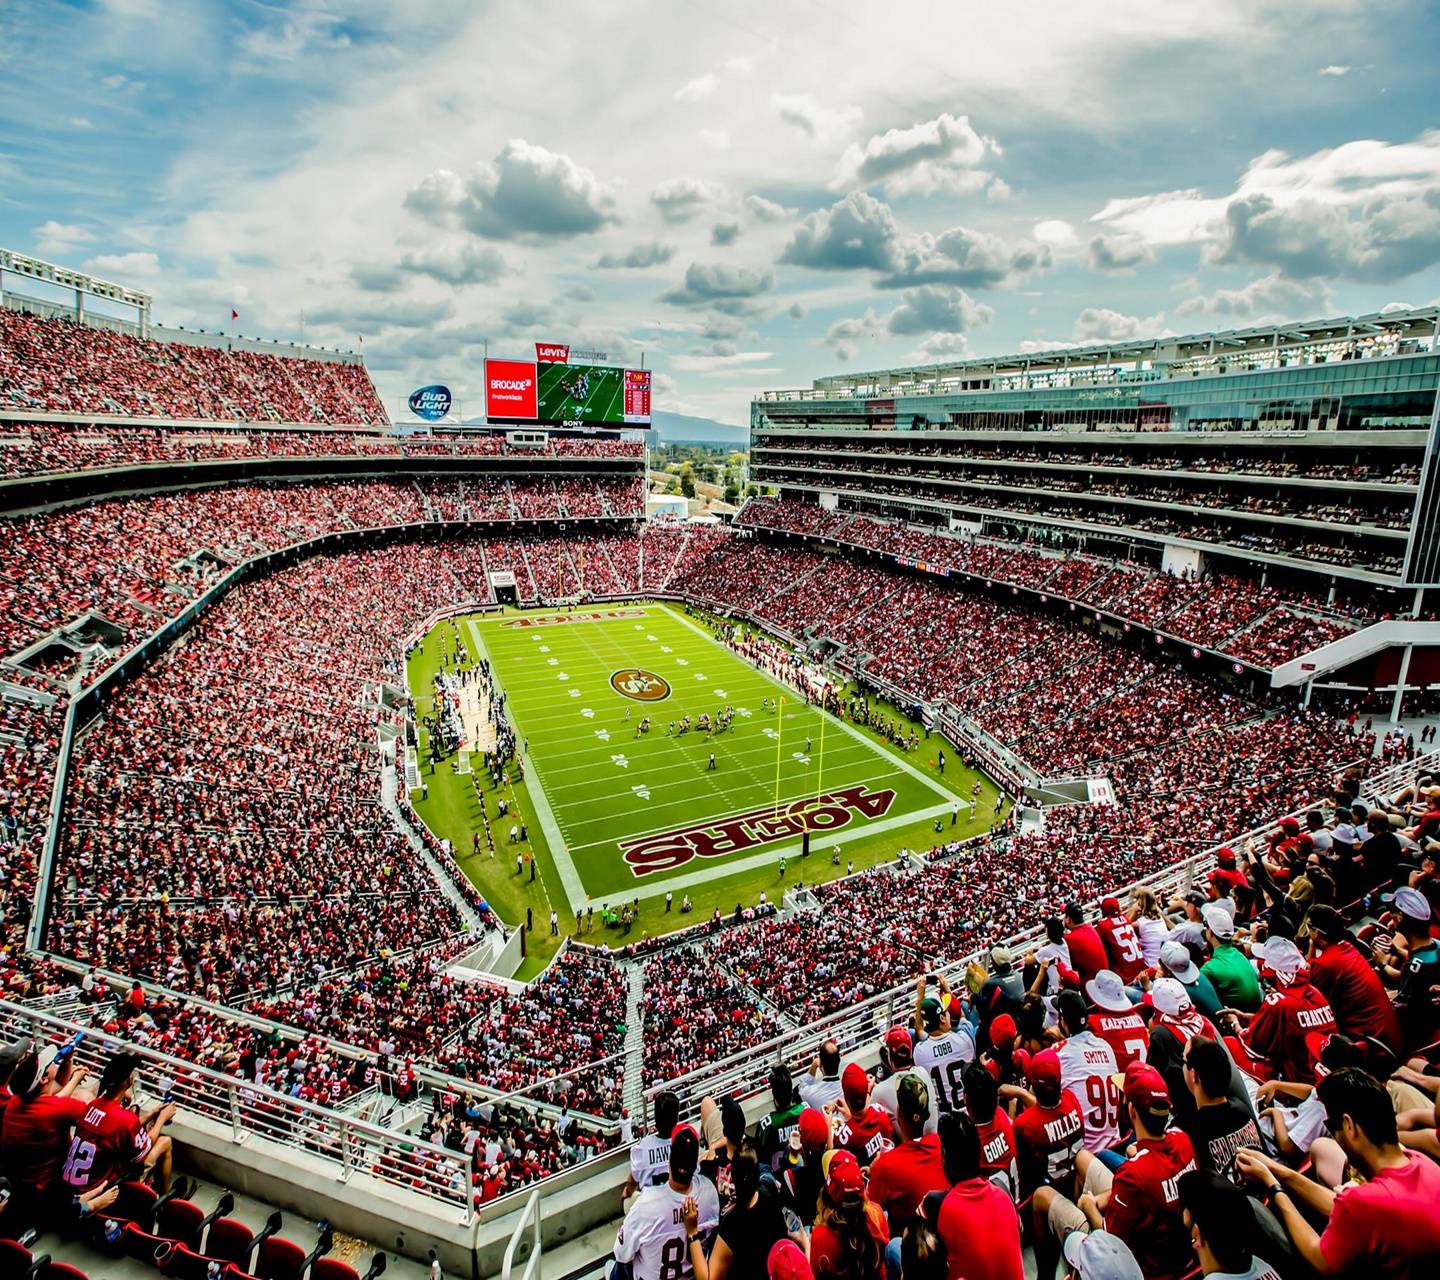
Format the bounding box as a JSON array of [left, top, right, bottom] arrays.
[[1013, 1049, 1084, 1197], [1040, 1063, 1198, 1280], [963, 1062, 1018, 1202], [1095, 898, 1148, 985], [1232, 939, 1337, 1083], [1084, 971, 1150, 1072], [831, 1063, 895, 1167], [61, 1052, 176, 1195]]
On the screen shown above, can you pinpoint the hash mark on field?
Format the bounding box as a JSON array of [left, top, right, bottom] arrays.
[[581, 707, 595, 718], [547, 658, 558, 666], [568, 689, 580, 698], [594, 729, 611, 742], [660, 645, 672, 653]]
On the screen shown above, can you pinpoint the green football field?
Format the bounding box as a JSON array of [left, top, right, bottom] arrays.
[[408, 602, 1001, 968], [537, 362, 625, 423]]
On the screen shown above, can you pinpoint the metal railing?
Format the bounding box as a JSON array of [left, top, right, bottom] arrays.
[[0, 999, 475, 1224], [500, 1190, 544, 1280]]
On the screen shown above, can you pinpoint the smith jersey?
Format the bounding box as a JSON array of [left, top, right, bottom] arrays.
[[1056, 1031, 1122, 1152], [62, 1098, 152, 1192], [913, 1025, 977, 1114], [614, 1178, 720, 1280]]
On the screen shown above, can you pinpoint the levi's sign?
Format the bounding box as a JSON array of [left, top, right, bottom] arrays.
[[536, 342, 570, 364]]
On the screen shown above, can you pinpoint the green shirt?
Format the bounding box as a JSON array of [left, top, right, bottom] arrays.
[[755, 1101, 805, 1168], [1202, 942, 1261, 1012]]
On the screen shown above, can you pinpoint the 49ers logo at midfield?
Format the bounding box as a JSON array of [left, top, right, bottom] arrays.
[[611, 668, 671, 702]]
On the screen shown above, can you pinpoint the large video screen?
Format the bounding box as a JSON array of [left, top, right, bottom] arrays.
[[485, 353, 651, 426]]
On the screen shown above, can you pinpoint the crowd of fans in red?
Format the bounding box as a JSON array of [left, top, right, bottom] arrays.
[[737, 497, 1364, 669], [0, 311, 388, 424], [0, 420, 642, 480]]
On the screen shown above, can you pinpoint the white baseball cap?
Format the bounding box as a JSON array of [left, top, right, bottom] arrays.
[[1252, 936, 1306, 984], [1064, 1230, 1144, 1280], [1145, 978, 1192, 1017], [1202, 905, 1236, 940]]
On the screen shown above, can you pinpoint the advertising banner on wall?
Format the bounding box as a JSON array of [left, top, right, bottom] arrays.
[[484, 359, 539, 419], [407, 384, 452, 420]]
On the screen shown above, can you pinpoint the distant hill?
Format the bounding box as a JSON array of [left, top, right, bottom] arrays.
[[649, 410, 749, 444]]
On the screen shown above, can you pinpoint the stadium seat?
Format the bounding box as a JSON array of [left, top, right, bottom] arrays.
[[311, 1253, 387, 1280], [250, 1223, 332, 1280]]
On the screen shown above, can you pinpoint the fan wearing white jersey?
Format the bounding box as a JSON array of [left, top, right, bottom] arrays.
[[624, 1090, 680, 1208], [912, 974, 977, 1116], [1053, 990, 1122, 1154], [614, 1125, 719, 1280]]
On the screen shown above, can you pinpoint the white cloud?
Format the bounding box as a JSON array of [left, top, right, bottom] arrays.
[[1176, 272, 1332, 319], [698, 129, 731, 151], [406, 140, 616, 240], [34, 220, 95, 256], [1093, 131, 1440, 282], [674, 74, 718, 103], [84, 251, 161, 278], [1034, 220, 1077, 246], [1088, 234, 1155, 271], [1073, 306, 1168, 342], [651, 177, 723, 223], [774, 93, 862, 142], [1319, 64, 1350, 76], [744, 195, 795, 222], [836, 112, 996, 195]]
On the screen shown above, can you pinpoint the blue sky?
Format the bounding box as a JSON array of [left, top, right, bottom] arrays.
[[2, 0, 1438, 424]]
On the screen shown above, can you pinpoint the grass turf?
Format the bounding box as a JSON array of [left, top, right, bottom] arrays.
[[408, 602, 1002, 977]]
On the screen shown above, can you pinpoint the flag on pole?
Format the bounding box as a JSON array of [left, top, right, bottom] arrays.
[[231, 309, 239, 320]]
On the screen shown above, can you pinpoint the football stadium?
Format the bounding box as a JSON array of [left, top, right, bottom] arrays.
[[3, 9, 1440, 1280]]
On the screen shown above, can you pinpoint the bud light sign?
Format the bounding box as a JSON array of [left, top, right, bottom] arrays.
[[408, 384, 452, 421]]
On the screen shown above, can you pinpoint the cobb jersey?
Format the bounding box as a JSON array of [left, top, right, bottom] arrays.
[[61, 1098, 153, 1192], [629, 1133, 673, 1189], [833, 1104, 894, 1166], [1244, 982, 1337, 1083], [913, 1025, 977, 1114], [1087, 1010, 1150, 1072], [1055, 1031, 1122, 1152], [1013, 1093, 1084, 1193], [613, 1177, 721, 1280]]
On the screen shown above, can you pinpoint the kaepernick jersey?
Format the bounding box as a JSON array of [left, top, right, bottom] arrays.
[[1087, 1010, 1151, 1072], [1095, 913, 1148, 984], [1244, 981, 1337, 1083], [1055, 1031, 1122, 1152], [61, 1097, 152, 1192], [913, 1025, 977, 1115], [1013, 1092, 1084, 1194], [833, 1104, 895, 1166]]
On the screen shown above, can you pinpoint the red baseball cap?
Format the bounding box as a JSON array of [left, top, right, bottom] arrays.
[[989, 1013, 1018, 1046], [1279, 817, 1301, 835], [769, 1240, 814, 1280], [1216, 846, 1237, 865], [797, 1107, 830, 1151], [1113, 1062, 1169, 1116], [1101, 896, 1121, 915], [884, 1025, 913, 1061], [841, 1062, 869, 1106], [824, 1148, 865, 1198], [1026, 1048, 1061, 1089]]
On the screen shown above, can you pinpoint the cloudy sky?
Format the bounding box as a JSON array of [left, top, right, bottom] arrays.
[[3, 0, 1438, 425]]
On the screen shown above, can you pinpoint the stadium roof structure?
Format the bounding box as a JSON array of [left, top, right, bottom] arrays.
[[0, 247, 154, 314], [759, 305, 1440, 401]]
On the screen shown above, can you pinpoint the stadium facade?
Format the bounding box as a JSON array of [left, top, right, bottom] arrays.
[[752, 309, 1440, 589]]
